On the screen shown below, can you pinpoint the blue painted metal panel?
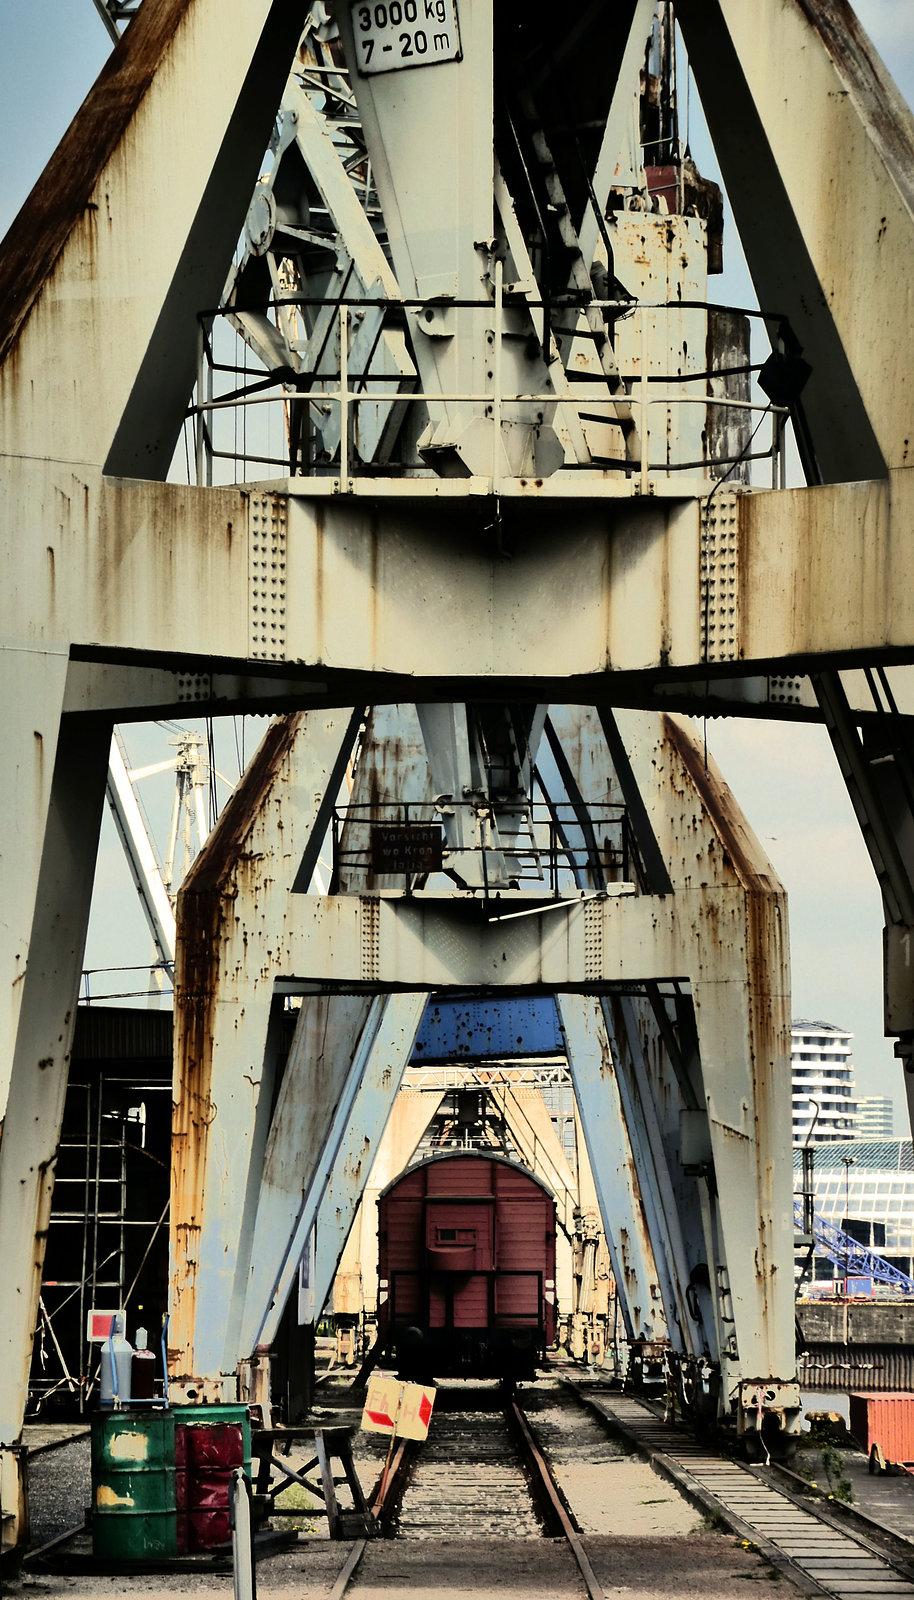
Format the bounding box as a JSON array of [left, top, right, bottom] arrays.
[[411, 996, 563, 1062]]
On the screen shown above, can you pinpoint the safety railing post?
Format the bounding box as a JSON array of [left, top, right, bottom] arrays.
[[330, 809, 340, 895], [639, 307, 649, 495], [493, 259, 504, 492], [230, 1468, 256, 1600], [339, 304, 350, 493], [196, 317, 213, 488]]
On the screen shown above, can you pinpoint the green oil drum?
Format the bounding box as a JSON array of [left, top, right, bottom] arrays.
[[91, 1410, 177, 1558]]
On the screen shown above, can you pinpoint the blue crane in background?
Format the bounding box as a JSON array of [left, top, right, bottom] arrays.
[[794, 1199, 914, 1294]]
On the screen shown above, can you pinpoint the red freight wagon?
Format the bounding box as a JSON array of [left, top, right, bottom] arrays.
[[377, 1152, 557, 1380]]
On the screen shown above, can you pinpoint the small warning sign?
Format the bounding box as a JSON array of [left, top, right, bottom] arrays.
[[361, 1373, 436, 1441], [87, 1309, 123, 1343], [370, 823, 443, 876]]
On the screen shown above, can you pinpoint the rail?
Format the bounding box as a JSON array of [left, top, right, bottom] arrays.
[[190, 289, 790, 491], [562, 1381, 914, 1600], [327, 796, 632, 896], [506, 1399, 606, 1600], [319, 1390, 608, 1600]]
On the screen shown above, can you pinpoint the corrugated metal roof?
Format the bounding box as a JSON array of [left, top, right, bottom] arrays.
[[73, 1004, 173, 1062]]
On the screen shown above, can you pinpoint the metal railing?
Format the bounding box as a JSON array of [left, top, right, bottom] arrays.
[[328, 797, 632, 896], [190, 288, 790, 491]]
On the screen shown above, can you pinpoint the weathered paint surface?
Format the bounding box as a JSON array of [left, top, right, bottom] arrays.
[[0, 0, 196, 367], [660, 713, 793, 1388], [171, 714, 306, 1358], [0, 718, 110, 1528], [168, 704, 795, 1417], [169, 710, 359, 1381], [559, 993, 667, 1344], [675, 0, 914, 479], [3, 0, 909, 1547], [0, 0, 308, 474], [8, 473, 914, 728]]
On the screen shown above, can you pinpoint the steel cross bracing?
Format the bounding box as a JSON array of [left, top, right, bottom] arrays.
[[792, 1199, 914, 1296], [161, 703, 795, 1453], [1, 0, 914, 1547], [90, 0, 143, 43]]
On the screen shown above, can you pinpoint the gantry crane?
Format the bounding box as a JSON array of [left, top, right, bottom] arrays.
[[3, 0, 914, 1547]]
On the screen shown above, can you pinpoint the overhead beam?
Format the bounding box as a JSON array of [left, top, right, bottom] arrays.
[[9, 471, 914, 704], [675, 0, 914, 481], [0, 0, 307, 476]]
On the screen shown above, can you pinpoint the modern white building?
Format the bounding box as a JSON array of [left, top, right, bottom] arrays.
[[794, 1139, 914, 1284], [856, 1096, 895, 1140], [791, 1020, 856, 1146]]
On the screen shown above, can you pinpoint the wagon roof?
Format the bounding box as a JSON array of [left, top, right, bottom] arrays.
[[378, 1148, 556, 1203]]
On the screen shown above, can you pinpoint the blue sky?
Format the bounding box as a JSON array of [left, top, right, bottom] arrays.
[[2, 2, 914, 1118]]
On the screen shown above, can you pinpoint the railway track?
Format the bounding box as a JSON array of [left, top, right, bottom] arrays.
[[345, 1377, 713, 1598], [18, 1381, 914, 1599], [391, 1388, 543, 1539], [331, 1380, 604, 1598], [327, 1377, 914, 1599], [566, 1381, 914, 1600]]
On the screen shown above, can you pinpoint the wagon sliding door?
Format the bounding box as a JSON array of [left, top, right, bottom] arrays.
[[494, 1188, 553, 1339], [425, 1198, 494, 1328]]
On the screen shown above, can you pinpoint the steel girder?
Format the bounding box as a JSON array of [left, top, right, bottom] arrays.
[[2, 1, 914, 719], [251, 990, 427, 1356], [0, 0, 910, 1544], [0, 0, 308, 478], [672, 0, 914, 1059], [552, 704, 795, 1415], [557, 994, 668, 1347], [169, 708, 363, 1384], [601, 995, 699, 1353], [675, 0, 913, 483], [0, 716, 110, 1540], [163, 703, 794, 1430], [10, 472, 914, 714], [167, 700, 424, 1393]]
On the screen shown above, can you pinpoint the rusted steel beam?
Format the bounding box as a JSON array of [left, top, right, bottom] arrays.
[[675, 0, 914, 480], [169, 710, 362, 1385], [0, 0, 196, 367], [0, 0, 307, 475], [171, 712, 308, 1367]]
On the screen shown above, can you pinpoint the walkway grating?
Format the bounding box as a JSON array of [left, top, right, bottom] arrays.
[[573, 1389, 914, 1600]]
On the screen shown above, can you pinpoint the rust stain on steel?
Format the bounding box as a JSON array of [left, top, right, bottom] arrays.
[[0, 0, 195, 367], [794, 0, 914, 220], [664, 714, 789, 1305], [170, 712, 305, 1367], [661, 714, 783, 896]]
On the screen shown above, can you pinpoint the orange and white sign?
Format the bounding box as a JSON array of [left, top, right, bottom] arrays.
[[361, 1373, 436, 1441]]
